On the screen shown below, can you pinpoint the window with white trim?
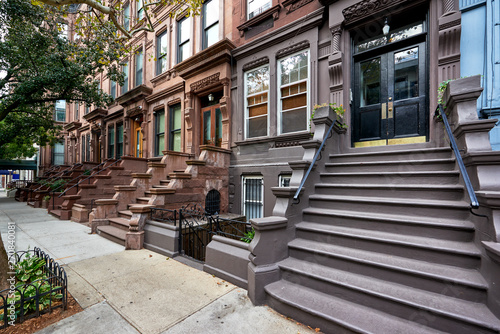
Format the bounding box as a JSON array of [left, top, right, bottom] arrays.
[[177, 16, 191, 63], [202, 0, 219, 49], [135, 49, 143, 87], [278, 50, 309, 134], [53, 142, 65, 165], [121, 62, 129, 94], [156, 31, 168, 75], [242, 176, 264, 221], [279, 174, 291, 187], [247, 0, 271, 19], [55, 100, 66, 122], [244, 65, 269, 139]]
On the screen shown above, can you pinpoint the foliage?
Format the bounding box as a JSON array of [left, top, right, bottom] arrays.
[[1, 254, 62, 321], [310, 103, 347, 133], [0, 0, 124, 158], [437, 80, 452, 106], [240, 227, 255, 243], [83, 169, 91, 175], [47, 179, 67, 192], [43, 195, 51, 201]]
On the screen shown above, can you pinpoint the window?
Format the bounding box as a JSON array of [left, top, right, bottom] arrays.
[[156, 31, 168, 75], [244, 65, 269, 139], [117, 124, 124, 157], [202, 0, 219, 49], [86, 134, 91, 162], [177, 16, 191, 63], [74, 102, 79, 120], [121, 62, 129, 94], [123, 4, 130, 31], [279, 174, 292, 187], [137, 0, 144, 21], [135, 49, 143, 87], [81, 135, 85, 162], [247, 0, 271, 19], [85, 104, 89, 115], [169, 104, 182, 151], [108, 125, 115, 159], [55, 100, 66, 122], [110, 80, 116, 99], [53, 142, 65, 165], [155, 110, 165, 156], [242, 176, 263, 221], [58, 23, 68, 40], [278, 50, 309, 134]]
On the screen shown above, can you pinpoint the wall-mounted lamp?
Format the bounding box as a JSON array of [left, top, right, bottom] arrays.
[[382, 18, 390, 36], [208, 93, 214, 102]]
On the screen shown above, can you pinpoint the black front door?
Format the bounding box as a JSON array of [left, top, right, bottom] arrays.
[[353, 38, 427, 147]]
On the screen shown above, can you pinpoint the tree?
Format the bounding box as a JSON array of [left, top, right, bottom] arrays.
[[0, 0, 126, 158]]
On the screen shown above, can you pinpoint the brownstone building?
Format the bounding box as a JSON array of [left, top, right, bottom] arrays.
[[34, 0, 500, 332]]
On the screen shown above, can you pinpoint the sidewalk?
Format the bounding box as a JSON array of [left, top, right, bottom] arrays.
[[0, 191, 317, 334]]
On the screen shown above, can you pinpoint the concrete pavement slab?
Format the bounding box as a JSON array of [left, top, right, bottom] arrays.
[[68, 250, 236, 334], [36, 301, 140, 334], [64, 266, 105, 309], [162, 289, 318, 334]]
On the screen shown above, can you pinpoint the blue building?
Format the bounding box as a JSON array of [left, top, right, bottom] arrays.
[[460, 0, 500, 150]]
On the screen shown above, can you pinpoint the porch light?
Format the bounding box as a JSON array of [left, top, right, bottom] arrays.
[[208, 93, 214, 102], [382, 18, 390, 36]]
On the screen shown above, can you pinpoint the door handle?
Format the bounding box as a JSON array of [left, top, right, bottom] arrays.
[[388, 100, 394, 119]]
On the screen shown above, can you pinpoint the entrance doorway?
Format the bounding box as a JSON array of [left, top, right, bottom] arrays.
[[201, 105, 222, 147], [132, 119, 142, 158], [352, 21, 428, 147]]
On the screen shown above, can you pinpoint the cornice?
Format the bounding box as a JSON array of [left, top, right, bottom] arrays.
[[237, 5, 281, 36], [83, 108, 107, 122], [342, 0, 427, 26], [145, 82, 185, 103], [115, 85, 153, 107], [276, 40, 310, 59], [242, 57, 269, 72]]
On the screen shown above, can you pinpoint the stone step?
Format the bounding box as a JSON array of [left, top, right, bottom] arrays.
[[324, 158, 456, 173], [308, 194, 471, 220], [108, 217, 130, 231], [329, 147, 453, 163], [159, 180, 170, 185], [97, 225, 125, 246], [49, 209, 61, 219], [265, 280, 446, 334], [302, 207, 474, 242], [136, 197, 151, 204], [118, 210, 132, 219], [314, 183, 465, 201], [295, 221, 481, 268], [276, 259, 500, 334], [288, 238, 487, 302], [320, 170, 460, 185]]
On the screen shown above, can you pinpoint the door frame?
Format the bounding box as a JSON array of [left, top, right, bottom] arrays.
[[351, 18, 429, 148], [201, 104, 222, 147]]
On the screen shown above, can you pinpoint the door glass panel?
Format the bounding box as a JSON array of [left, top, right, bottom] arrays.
[[394, 47, 419, 101], [203, 110, 211, 145], [215, 108, 222, 147], [360, 58, 381, 107], [355, 22, 423, 53], [136, 129, 141, 157]]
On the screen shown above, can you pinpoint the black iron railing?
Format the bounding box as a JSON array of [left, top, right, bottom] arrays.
[[293, 118, 337, 202], [58, 158, 121, 198], [0, 247, 67, 329], [435, 104, 479, 209]]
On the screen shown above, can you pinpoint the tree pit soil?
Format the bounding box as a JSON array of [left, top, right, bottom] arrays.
[[2, 292, 82, 334]]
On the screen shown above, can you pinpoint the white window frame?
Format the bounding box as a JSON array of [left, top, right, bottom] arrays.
[[277, 49, 310, 135], [242, 175, 264, 221], [244, 64, 269, 139], [279, 174, 292, 187], [156, 30, 168, 75], [247, 0, 272, 20], [177, 16, 192, 64], [202, 0, 220, 49]]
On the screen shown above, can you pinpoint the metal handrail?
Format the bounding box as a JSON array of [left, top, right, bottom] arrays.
[[293, 119, 336, 202], [58, 158, 122, 198], [436, 104, 479, 209], [33, 166, 74, 192]]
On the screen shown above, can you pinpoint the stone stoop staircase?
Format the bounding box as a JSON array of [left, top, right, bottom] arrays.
[[265, 147, 500, 334], [97, 209, 134, 246]]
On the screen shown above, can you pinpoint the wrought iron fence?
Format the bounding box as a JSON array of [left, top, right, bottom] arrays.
[[0, 247, 67, 329]]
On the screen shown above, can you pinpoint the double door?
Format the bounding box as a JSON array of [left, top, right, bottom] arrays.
[[353, 41, 427, 147], [201, 105, 222, 147]]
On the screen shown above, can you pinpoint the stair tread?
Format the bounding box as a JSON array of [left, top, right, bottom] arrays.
[[329, 147, 452, 159], [97, 225, 126, 240], [296, 221, 480, 256], [321, 170, 459, 176], [289, 238, 487, 289], [278, 258, 500, 330], [316, 183, 464, 191], [137, 197, 152, 201], [118, 210, 132, 217], [309, 194, 470, 209], [325, 158, 455, 166], [302, 207, 475, 230], [266, 280, 446, 334], [152, 185, 170, 189], [108, 217, 130, 228]]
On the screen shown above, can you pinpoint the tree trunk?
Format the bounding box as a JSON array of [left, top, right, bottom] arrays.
[[0, 233, 11, 291]]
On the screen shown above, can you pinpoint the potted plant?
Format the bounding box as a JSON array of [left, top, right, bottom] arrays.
[[42, 195, 51, 209]]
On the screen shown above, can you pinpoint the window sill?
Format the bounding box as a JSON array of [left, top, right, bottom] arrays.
[[237, 4, 281, 37], [234, 131, 310, 147]]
